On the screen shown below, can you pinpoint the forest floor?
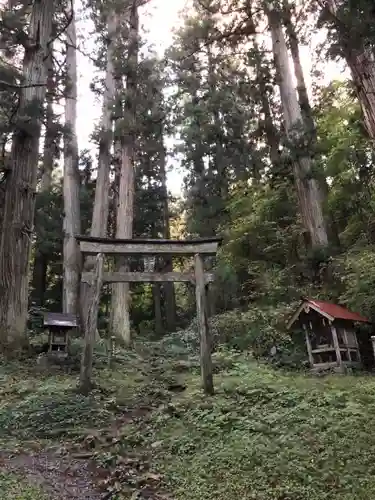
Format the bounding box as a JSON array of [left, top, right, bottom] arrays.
[[2, 343, 375, 499]]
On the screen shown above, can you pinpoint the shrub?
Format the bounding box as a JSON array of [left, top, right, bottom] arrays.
[[338, 247, 375, 322], [161, 302, 302, 364]]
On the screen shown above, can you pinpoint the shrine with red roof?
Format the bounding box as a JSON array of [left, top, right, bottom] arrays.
[[287, 297, 371, 372]]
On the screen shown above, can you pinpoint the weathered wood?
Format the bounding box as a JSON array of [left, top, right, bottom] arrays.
[[311, 347, 336, 354], [207, 282, 215, 317], [81, 271, 214, 284], [330, 324, 342, 368], [79, 253, 104, 393], [341, 327, 352, 362], [77, 238, 221, 256], [371, 336, 375, 362], [194, 253, 214, 396], [76, 236, 221, 245], [302, 324, 314, 367]]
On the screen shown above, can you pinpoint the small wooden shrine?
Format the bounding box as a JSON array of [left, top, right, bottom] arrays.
[[43, 312, 78, 357], [287, 297, 370, 371]]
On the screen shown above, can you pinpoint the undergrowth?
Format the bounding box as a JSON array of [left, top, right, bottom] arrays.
[[2, 342, 375, 499], [143, 364, 375, 500], [95, 349, 375, 500], [0, 472, 47, 500]]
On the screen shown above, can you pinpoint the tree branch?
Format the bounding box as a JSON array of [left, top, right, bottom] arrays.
[[0, 80, 46, 89]]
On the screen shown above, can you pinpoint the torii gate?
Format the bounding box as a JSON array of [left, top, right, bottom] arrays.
[[76, 236, 222, 395]]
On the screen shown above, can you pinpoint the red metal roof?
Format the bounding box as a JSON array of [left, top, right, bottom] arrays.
[[306, 298, 370, 323]]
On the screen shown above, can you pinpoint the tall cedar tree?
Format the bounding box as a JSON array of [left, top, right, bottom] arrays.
[[0, 0, 54, 346], [111, 0, 139, 345], [63, 2, 81, 315]]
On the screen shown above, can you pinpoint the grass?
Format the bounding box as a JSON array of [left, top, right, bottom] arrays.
[[100, 355, 375, 500], [2, 345, 375, 499], [0, 471, 47, 499]]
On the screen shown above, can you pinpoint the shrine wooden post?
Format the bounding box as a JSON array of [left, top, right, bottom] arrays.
[[79, 252, 104, 393], [77, 236, 221, 395], [194, 253, 214, 394]]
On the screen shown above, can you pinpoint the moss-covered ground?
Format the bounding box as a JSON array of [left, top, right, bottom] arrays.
[[1, 345, 375, 499]]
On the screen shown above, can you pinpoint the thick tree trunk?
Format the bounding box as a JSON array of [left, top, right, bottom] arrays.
[[268, 8, 329, 248], [111, 2, 138, 346], [40, 51, 55, 192], [325, 0, 375, 140], [253, 37, 281, 169], [81, 12, 116, 325], [0, 0, 54, 346], [159, 138, 176, 331], [282, 2, 316, 136], [111, 145, 135, 345], [31, 49, 55, 307], [346, 49, 375, 140], [63, 7, 81, 315], [91, 13, 116, 239], [283, 2, 340, 248], [347, 50, 375, 140]]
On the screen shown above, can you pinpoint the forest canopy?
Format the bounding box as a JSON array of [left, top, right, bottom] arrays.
[[0, 0, 374, 359]]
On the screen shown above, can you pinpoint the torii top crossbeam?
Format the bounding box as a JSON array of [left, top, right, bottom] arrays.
[[75, 236, 222, 256], [77, 234, 221, 396]]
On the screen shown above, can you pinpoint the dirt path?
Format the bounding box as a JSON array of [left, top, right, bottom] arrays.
[[0, 450, 103, 499]]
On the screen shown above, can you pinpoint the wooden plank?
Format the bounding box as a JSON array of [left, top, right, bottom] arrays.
[[194, 253, 214, 396], [330, 324, 342, 368], [81, 271, 215, 284], [79, 253, 104, 394], [302, 324, 314, 367], [311, 347, 336, 354], [341, 327, 352, 361], [312, 361, 338, 368], [79, 240, 220, 256], [76, 235, 222, 245], [371, 336, 375, 361]]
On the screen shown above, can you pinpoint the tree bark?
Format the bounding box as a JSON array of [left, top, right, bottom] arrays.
[[153, 283, 163, 335], [325, 0, 375, 140], [0, 0, 54, 346], [159, 135, 176, 331], [111, 1, 139, 346], [81, 12, 116, 324], [63, 5, 81, 315], [282, 2, 316, 136], [31, 48, 55, 307], [283, 2, 340, 248], [268, 8, 329, 249], [194, 253, 214, 396], [111, 145, 135, 345], [79, 253, 103, 394], [91, 13, 116, 239], [253, 37, 282, 170], [40, 50, 56, 192], [347, 50, 375, 140]]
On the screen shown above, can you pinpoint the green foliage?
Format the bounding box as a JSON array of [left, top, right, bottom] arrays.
[[130, 358, 375, 500], [221, 181, 310, 306], [316, 81, 375, 247], [338, 247, 375, 321], [162, 303, 301, 363], [0, 386, 113, 439], [0, 472, 47, 500], [3, 343, 375, 499], [168, 1, 271, 238]]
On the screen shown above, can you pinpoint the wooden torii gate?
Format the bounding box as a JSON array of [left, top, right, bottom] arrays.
[[76, 236, 222, 395]]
